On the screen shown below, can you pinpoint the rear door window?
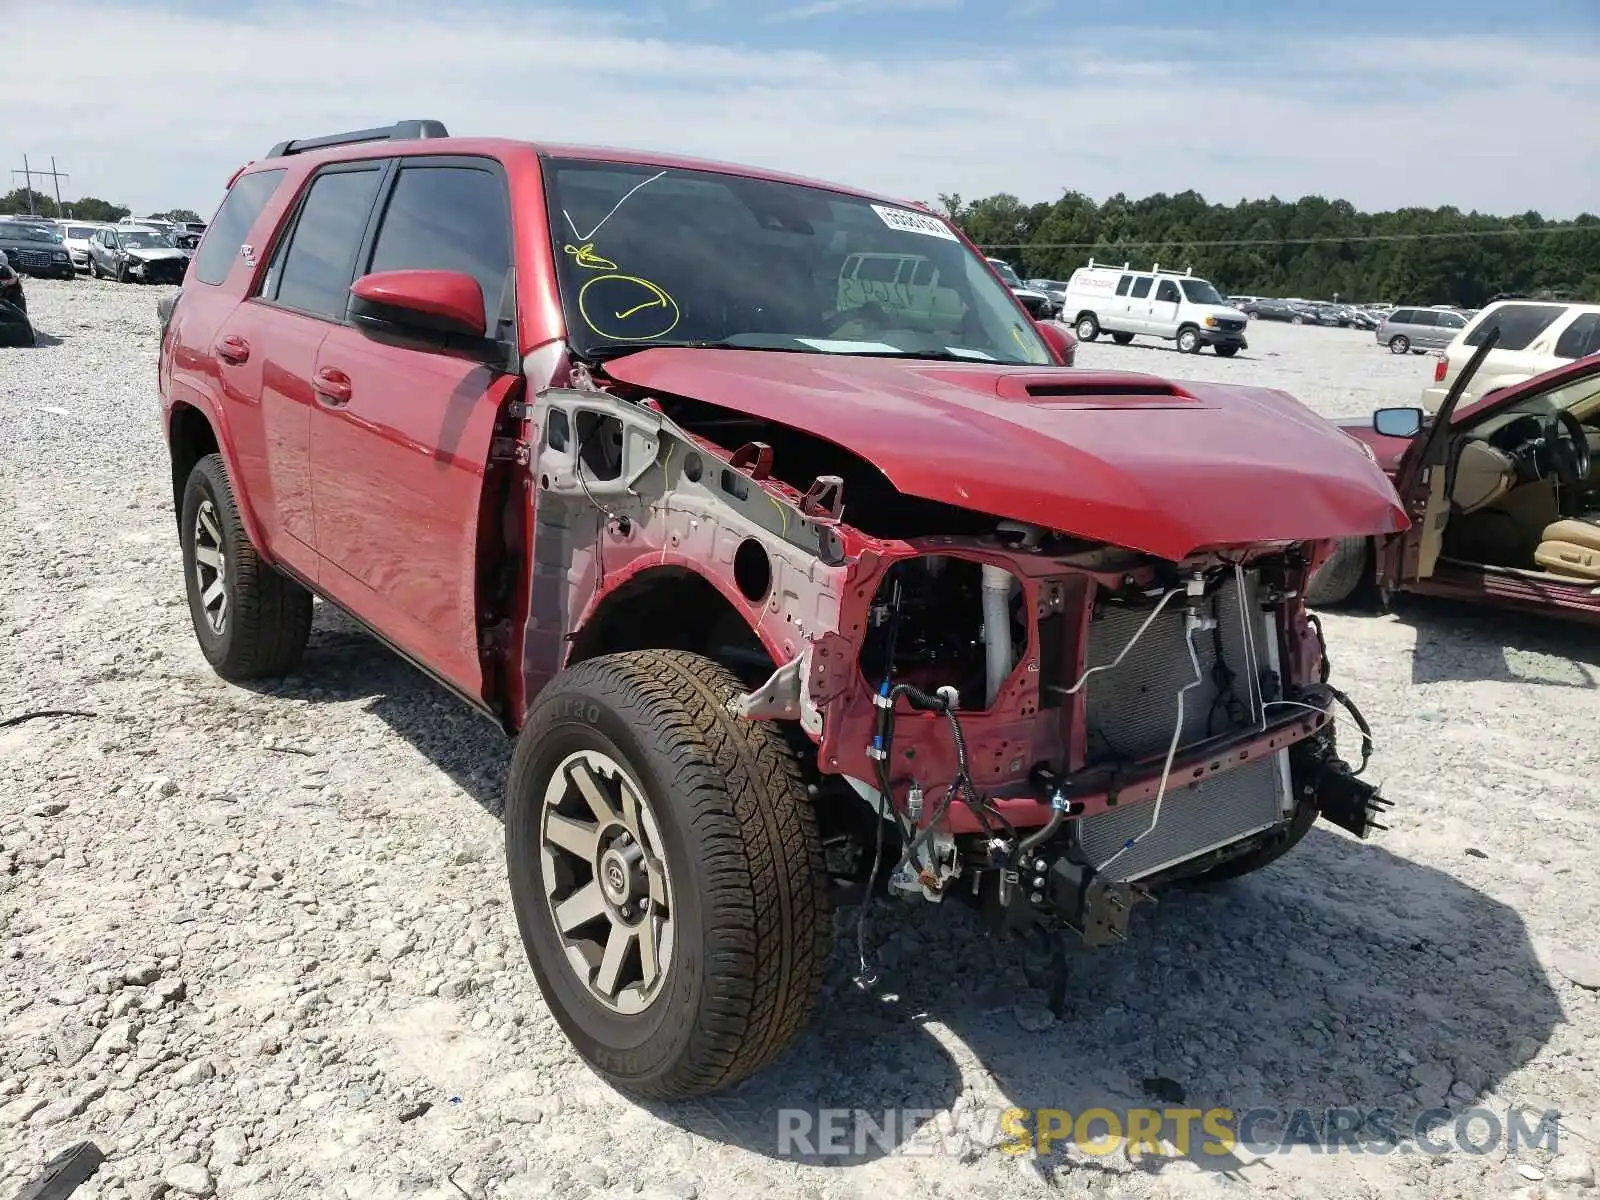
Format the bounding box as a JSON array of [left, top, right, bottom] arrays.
[[265, 165, 385, 321], [1466, 303, 1567, 350], [1409, 310, 1438, 327], [1554, 313, 1600, 360], [195, 169, 286, 286], [1129, 276, 1153, 299], [1390, 309, 1415, 324]]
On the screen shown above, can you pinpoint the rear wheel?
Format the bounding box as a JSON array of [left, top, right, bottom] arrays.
[[1388, 335, 1410, 354], [505, 649, 830, 1099], [180, 453, 312, 681], [1075, 314, 1100, 342], [1110, 332, 1134, 345]]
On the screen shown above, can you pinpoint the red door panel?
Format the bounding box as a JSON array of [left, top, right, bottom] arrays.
[[213, 302, 326, 582], [308, 325, 513, 696]]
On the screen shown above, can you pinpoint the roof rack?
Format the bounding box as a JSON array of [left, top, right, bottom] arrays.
[[265, 119, 449, 159]]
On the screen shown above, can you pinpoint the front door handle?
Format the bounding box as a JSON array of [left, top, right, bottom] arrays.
[[216, 334, 250, 365], [314, 367, 352, 405]]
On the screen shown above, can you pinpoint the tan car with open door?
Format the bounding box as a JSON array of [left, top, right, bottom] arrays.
[[1311, 333, 1600, 620]]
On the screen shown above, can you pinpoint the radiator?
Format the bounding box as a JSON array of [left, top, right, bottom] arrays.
[[1071, 571, 1293, 881]]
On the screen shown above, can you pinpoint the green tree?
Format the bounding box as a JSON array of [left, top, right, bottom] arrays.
[[65, 197, 131, 222], [0, 188, 58, 217], [152, 208, 203, 224]]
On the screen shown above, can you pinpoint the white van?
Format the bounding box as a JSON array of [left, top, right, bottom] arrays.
[[1419, 300, 1600, 412], [1062, 261, 1249, 356]]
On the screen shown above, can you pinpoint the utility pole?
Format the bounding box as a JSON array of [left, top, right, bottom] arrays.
[[9, 156, 70, 216]]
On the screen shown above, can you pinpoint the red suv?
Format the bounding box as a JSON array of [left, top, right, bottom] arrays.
[[158, 120, 1406, 1099]]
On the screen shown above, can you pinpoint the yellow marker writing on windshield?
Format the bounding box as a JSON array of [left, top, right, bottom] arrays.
[[563, 242, 617, 271], [578, 274, 681, 342]]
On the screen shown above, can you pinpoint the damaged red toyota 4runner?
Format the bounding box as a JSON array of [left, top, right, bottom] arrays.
[[156, 120, 1407, 1099]]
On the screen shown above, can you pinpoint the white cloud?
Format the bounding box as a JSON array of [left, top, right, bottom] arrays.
[[1, 2, 1595, 219]]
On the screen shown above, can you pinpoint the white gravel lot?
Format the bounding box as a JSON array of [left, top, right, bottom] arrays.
[[2, 280, 1599, 1200]]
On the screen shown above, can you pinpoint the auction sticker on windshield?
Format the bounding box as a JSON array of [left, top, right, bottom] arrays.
[[871, 204, 959, 242]]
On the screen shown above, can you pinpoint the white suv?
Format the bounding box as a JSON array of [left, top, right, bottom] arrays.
[[1063, 262, 1249, 356], [1420, 300, 1600, 412]]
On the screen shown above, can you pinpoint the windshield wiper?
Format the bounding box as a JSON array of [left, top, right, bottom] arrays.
[[579, 339, 823, 363]]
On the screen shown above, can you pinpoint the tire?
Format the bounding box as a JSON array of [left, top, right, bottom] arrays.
[[1388, 335, 1410, 354], [88, 259, 101, 279], [179, 453, 312, 681], [115, 261, 128, 283], [1214, 345, 1239, 358], [1176, 326, 1201, 354], [1075, 314, 1100, 342], [505, 649, 830, 1099], [1111, 332, 1133, 345], [1291, 314, 1305, 325], [1305, 535, 1371, 608]]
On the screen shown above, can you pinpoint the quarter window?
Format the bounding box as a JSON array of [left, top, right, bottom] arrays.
[[196, 168, 285, 287], [267, 167, 384, 321]]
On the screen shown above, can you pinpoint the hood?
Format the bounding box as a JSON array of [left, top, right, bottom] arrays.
[[604, 349, 1409, 561], [127, 247, 188, 262]]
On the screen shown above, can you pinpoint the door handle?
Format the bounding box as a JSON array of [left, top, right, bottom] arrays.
[[314, 367, 352, 405], [216, 334, 250, 365]]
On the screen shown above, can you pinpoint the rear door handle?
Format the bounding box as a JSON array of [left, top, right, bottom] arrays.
[[313, 367, 352, 405], [216, 334, 250, 365]]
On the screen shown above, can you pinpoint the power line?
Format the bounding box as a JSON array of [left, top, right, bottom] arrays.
[[977, 225, 1597, 251]]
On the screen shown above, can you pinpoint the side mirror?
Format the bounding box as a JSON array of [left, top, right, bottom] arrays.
[[1373, 406, 1424, 438], [350, 269, 487, 343], [1034, 319, 1078, 367]]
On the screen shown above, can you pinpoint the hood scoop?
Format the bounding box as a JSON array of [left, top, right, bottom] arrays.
[[993, 371, 1208, 408]]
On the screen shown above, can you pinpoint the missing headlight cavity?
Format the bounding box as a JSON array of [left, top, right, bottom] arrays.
[[858, 556, 1027, 710], [733, 538, 771, 602], [575, 411, 623, 480]]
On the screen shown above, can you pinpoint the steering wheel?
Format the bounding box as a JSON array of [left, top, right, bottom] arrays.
[[1551, 410, 1592, 510]]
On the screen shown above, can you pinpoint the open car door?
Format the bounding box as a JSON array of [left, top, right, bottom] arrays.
[[1379, 329, 1503, 590]]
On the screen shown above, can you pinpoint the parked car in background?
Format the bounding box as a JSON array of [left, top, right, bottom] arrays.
[[1374, 306, 1467, 354], [1240, 297, 1319, 324], [1419, 300, 1600, 412], [0, 220, 75, 279], [1026, 278, 1069, 314], [986, 257, 1056, 317], [1310, 341, 1600, 618], [58, 221, 111, 272], [174, 222, 207, 250], [0, 248, 28, 313], [1062, 261, 1248, 354], [88, 225, 190, 283]]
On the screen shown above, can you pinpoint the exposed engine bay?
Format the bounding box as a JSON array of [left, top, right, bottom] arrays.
[[521, 357, 1391, 1008]]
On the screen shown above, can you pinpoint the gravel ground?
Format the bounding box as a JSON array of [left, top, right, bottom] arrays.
[[2, 280, 1598, 1200]]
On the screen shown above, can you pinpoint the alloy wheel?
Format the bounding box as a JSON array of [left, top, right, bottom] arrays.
[[192, 499, 228, 635], [540, 749, 675, 1015]]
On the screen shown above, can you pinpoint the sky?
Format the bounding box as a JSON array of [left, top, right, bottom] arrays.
[[3, 0, 1597, 222]]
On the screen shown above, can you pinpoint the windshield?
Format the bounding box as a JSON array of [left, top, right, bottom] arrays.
[[545, 160, 1049, 365], [1179, 278, 1225, 305], [65, 226, 99, 240], [121, 231, 173, 248], [0, 224, 59, 243]]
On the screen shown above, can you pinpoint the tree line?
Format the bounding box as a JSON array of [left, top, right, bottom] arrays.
[[0, 187, 201, 225], [937, 190, 1600, 308]]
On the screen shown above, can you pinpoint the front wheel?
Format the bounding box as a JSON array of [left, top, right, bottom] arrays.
[[1176, 327, 1201, 354], [1075, 315, 1100, 342], [180, 453, 312, 681], [505, 649, 830, 1099], [1291, 314, 1305, 325], [1111, 332, 1134, 345], [1214, 345, 1240, 358], [1388, 335, 1410, 354]]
